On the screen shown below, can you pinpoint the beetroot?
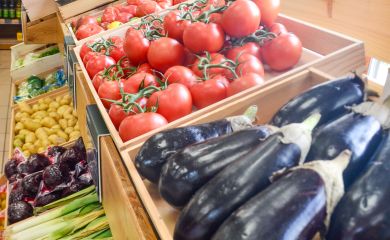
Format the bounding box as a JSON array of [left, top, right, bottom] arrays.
[[48, 146, 66, 159], [9, 184, 25, 204], [17, 161, 34, 175], [22, 171, 43, 197], [28, 154, 50, 172], [8, 201, 33, 224], [34, 191, 62, 207], [4, 158, 19, 179], [42, 164, 70, 189]]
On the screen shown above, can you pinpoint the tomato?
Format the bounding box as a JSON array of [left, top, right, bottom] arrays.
[[86, 55, 116, 78], [106, 36, 125, 62], [116, 12, 133, 23], [147, 83, 192, 122], [119, 57, 135, 76], [92, 70, 108, 91], [158, 0, 172, 9], [137, 63, 153, 74], [122, 72, 158, 94], [76, 16, 98, 30], [236, 53, 264, 77], [98, 80, 122, 108], [80, 40, 96, 60], [227, 73, 264, 96], [192, 53, 231, 78], [135, 0, 162, 17], [269, 22, 287, 34], [190, 75, 229, 109], [262, 33, 302, 71], [119, 112, 168, 141], [226, 42, 262, 61], [163, 11, 191, 43], [82, 52, 100, 65], [209, 13, 223, 25], [116, 5, 137, 15], [222, 0, 260, 38], [123, 28, 150, 65], [173, 0, 187, 5], [75, 24, 104, 40], [252, 0, 280, 27], [109, 97, 147, 129], [147, 37, 185, 72], [183, 22, 225, 54], [102, 7, 120, 23], [183, 48, 197, 67], [164, 66, 197, 88], [127, 0, 143, 5]]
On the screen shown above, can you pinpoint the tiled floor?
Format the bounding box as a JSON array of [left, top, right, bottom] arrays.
[[0, 50, 12, 172]]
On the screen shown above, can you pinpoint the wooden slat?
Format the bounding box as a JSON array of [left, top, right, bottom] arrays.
[[22, 12, 64, 44], [56, 0, 117, 20], [22, 0, 58, 22]]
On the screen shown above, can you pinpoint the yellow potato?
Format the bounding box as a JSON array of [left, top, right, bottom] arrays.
[[60, 98, 70, 106], [57, 105, 71, 116], [18, 102, 33, 114], [64, 107, 73, 116], [23, 150, 30, 157], [49, 101, 60, 109], [35, 128, 49, 140], [32, 119, 41, 123], [34, 140, 42, 148], [69, 131, 81, 140], [22, 119, 42, 131], [41, 139, 50, 147], [48, 134, 66, 145], [64, 127, 74, 135], [63, 113, 74, 120], [14, 134, 25, 142], [22, 142, 33, 151], [67, 118, 77, 127], [42, 116, 57, 128], [25, 132, 37, 143], [32, 110, 47, 119], [52, 124, 61, 130], [74, 122, 80, 130], [14, 122, 24, 133], [13, 139, 23, 148], [38, 103, 49, 111], [49, 112, 61, 121], [72, 109, 77, 117], [57, 130, 69, 141], [19, 129, 31, 137], [59, 119, 68, 129], [43, 97, 52, 105], [32, 104, 40, 112], [55, 96, 62, 103], [14, 112, 23, 122], [38, 147, 45, 153]]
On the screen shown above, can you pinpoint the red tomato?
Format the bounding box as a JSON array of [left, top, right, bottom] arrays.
[[75, 24, 104, 40], [226, 42, 262, 61], [76, 16, 98, 30], [269, 22, 287, 34], [116, 5, 137, 15], [222, 0, 260, 38], [137, 63, 153, 74], [262, 33, 302, 71], [119, 57, 135, 76], [80, 40, 96, 60], [116, 12, 133, 23], [209, 13, 223, 25], [123, 28, 150, 65], [252, 0, 280, 27], [147, 83, 192, 122], [158, 0, 172, 9], [82, 52, 100, 65], [227, 73, 264, 96], [106, 36, 125, 62], [164, 66, 197, 88], [92, 70, 109, 91], [122, 72, 158, 94], [135, 0, 162, 17], [98, 80, 122, 108], [190, 75, 229, 109], [127, 0, 143, 5], [192, 53, 230, 78], [183, 22, 225, 54], [183, 48, 197, 67], [163, 11, 191, 43], [86, 55, 116, 78], [102, 7, 120, 23], [147, 37, 185, 72], [109, 97, 147, 129], [119, 112, 168, 141], [236, 53, 264, 77], [173, 0, 187, 5]]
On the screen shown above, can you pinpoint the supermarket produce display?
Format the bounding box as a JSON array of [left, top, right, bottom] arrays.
[[1, 0, 388, 239]]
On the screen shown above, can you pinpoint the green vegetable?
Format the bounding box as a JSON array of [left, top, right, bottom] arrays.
[[61, 216, 109, 240], [37, 47, 60, 58], [92, 229, 112, 239]]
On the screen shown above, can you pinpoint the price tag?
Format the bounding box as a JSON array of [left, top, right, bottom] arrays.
[[16, 32, 23, 41]]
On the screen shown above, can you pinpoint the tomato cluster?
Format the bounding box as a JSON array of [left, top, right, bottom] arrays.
[[72, 0, 178, 40], [80, 0, 303, 141]]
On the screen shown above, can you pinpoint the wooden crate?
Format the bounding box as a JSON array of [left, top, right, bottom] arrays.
[[21, 0, 58, 22], [8, 88, 76, 159], [118, 69, 335, 239], [55, 0, 120, 21], [72, 13, 365, 153], [21, 11, 64, 44], [100, 135, 156, 240], [10, 67, 66, 108], [10, 43, 64, 80]]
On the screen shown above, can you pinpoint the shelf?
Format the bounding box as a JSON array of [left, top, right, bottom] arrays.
[[0, 18, 21, 25]]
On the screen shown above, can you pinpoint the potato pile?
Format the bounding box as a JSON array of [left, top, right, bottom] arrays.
[[13, 94, 81, 156]]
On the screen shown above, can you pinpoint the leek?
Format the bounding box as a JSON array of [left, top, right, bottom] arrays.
[[61, 216, 109, 240], [92, 229, 113, 239], [7, 191, 98, 234]]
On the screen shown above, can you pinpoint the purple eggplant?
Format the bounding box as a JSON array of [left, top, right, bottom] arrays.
[[213, 151, 351, 240], [327, 130, 390, 240], [159, 125, 275, 208], [135, 107, 257, 184], [271, 74, 364, 127], [174, 114, 320, 240], [306, 100, 389, 188]]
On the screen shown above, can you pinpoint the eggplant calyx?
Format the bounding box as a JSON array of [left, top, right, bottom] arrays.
[[278, 113, 321, 164], [293, 150, 351, 230], [226, 105, 258, 131], [351, 101, 390, 129]]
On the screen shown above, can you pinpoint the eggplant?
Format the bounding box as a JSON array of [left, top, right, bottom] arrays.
[[213, 151, 351, 240], [305, 100, 390, 188], [174, 114, 320, 240], [159, 125, 275, 208], [271, 74, 364, 127], [327, 130, 390, 240], [135, 106, 257, 183]]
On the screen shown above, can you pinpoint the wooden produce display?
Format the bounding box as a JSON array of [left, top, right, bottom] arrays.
[[21, 12, 64, 44], [119, 68, 336, 239], [10, 43, 63, 80], [72, 13, 365, 153], [21, 0, 58, 22]]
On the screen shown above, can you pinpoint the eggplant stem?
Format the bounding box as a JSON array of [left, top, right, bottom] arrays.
[[243, 105, 258, 123], [301, 113, 321, 131]]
